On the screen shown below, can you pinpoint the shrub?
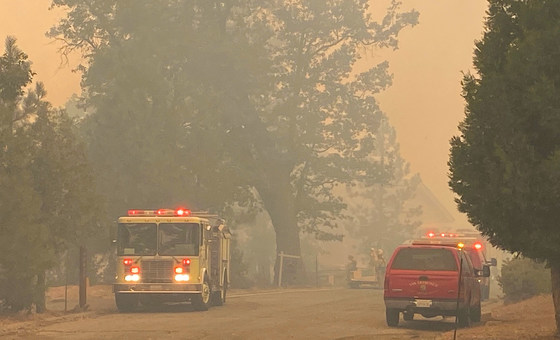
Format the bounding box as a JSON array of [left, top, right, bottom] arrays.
[[498, 257, 551, 303]]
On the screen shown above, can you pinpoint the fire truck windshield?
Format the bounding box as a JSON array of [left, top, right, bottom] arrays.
[[158, 223, 200, 256], [117, 222, 200, 256], [118, 223, 157, 256]]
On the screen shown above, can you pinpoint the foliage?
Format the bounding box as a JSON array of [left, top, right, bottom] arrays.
[[229, 239, 254, 289], [0, 36, 103, 312], [49, 0, 418, 284], [448, 1, 560, 331], [498, 257, 551, 304], [449, 0, 560, 262], [344, 116, 421, 253]]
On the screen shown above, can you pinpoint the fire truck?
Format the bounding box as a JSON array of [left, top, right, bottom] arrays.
[[113, 208, 231, 312], [416, 230, 497, 300]]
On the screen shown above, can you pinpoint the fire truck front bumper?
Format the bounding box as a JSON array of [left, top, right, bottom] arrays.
[[113, 283, 203, 294]]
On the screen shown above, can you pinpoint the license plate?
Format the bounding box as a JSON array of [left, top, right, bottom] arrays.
[[150, 285, 163, 290], [415, 299, 432, 308]]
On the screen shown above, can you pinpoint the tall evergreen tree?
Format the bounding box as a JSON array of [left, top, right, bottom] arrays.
[[0, 36, 102, 312], [448, 0, 560, 333]]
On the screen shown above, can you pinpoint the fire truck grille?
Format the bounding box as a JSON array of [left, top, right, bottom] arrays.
[[141, 260, 174, 283]]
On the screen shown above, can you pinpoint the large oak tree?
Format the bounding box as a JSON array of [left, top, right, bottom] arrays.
[[50, 0, 418, 283]]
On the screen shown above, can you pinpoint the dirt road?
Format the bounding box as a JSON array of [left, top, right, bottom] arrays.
[[2, 286, 472, 340]]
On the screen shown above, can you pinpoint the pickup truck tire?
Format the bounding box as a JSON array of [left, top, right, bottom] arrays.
[[386, 308, 400, 327], [457, 305, 472, 327], [471, 301, 481, 322]]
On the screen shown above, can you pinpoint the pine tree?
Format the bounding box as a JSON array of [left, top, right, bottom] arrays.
[[448, 0, 560, 333]]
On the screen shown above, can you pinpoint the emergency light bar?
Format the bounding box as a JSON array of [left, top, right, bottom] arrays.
[[413, 237, 484, 251], [411, 239, 466, 249], [127, 208, 192, 217]]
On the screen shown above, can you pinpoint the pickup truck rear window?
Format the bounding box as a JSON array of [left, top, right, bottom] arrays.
[[391, 248, 458, 271]]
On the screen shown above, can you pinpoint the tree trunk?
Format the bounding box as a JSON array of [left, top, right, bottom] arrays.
[[258, 167, 303, 286], [35, 270, 46, 313], [551, 263, 560, 336]]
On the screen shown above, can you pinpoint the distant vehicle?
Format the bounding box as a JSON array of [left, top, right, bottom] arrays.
[[383, 240, 490, 327], [113, 208, 231, 312], [421, 231, 498, 300], [348, 268, 381, 289]]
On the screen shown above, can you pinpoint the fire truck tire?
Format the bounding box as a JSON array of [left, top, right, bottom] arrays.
[[115, 293, 138, 312], [212, 278, 227, 306], [192, 280, 212, 311], [222, 278, 227, 303]]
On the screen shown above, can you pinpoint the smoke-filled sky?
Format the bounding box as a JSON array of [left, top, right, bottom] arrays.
[[0, 0, 488, 227]]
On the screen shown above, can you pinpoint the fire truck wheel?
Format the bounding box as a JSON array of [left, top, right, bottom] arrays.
[[212, 279, 227, 306], [115, 293, 138, 312], [222, 278, 227, 303], [192, 280, 212, 311], [212, 291, 223, 306]]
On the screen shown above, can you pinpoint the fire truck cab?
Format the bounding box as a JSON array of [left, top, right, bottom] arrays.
[[113, 208, 231, 312]]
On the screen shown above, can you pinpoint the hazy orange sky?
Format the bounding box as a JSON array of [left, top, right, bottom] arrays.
[[0, 0, 489, 227]]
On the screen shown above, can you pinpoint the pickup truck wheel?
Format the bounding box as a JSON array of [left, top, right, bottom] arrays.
[[192, 280, 212, 311], [457, 306, 472, 327], [471, 301, 481, 322], [115, 293, 138, 312], [386, 308, 400, 327]]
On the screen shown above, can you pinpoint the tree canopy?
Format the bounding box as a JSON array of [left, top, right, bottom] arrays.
[[0, 36, 102, 311], [448, 0, 560, 332], [449, 0, 560, 261], [50, 0, 418, 283]]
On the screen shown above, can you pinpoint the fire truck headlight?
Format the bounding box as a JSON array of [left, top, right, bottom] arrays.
[[174, 274, 190, 282], [125, 274, 140, 282]]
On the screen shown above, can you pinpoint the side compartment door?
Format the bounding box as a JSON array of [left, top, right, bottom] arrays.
[[209, 227, 221, 284]]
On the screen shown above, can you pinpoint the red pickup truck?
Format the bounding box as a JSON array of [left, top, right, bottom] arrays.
[[383, 242, 490, 327]]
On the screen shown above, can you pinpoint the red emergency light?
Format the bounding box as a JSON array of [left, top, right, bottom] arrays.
[[473, 242, 483, 250], [175, 208, 191, 216]]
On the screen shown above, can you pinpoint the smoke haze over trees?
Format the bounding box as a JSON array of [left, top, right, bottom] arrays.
[[47, 0, 419, 284]]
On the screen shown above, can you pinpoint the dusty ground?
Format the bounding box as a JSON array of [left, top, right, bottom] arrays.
[[0, 285, 558, 339], [439, 294, 558, 340]]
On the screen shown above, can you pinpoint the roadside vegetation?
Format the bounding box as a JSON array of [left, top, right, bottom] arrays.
[[448, 0, 560, 334], [498, 257, 551, 304]]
